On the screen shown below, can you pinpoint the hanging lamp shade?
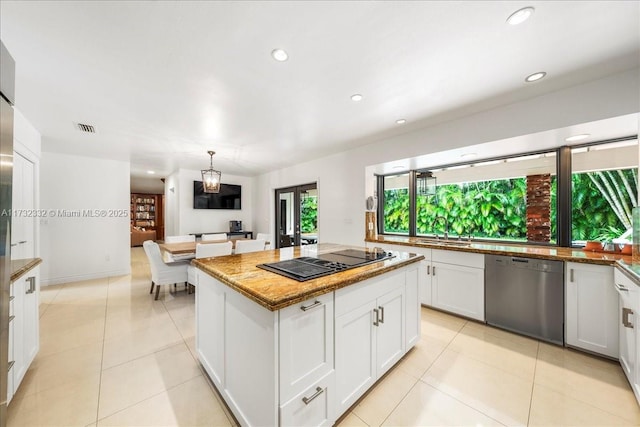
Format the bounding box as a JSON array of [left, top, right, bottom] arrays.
[[417, 171, 436, 196], [201, 150, 222, 193]]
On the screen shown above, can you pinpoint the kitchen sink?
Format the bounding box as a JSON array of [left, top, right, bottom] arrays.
[[417, 238, 471, 247]]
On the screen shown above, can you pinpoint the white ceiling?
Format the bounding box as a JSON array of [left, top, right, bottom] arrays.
[[1, 1, 639, 180]]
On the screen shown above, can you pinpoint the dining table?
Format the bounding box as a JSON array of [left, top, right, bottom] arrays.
[[158, 238, 270, 262]]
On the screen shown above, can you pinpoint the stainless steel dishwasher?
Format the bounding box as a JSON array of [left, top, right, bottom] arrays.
[[485, 255, 564, 345]]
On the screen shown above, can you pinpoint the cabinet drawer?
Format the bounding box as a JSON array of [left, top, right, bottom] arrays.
[[335, 270, 404, 317], [279, 293, 334, 403], [280, 371, 335, 427], [432, 249, 484, 268]]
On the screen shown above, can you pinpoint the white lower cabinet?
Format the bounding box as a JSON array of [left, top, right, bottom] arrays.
[[7, 265, 39, 404], [614, 269, 640, 404], [334, 270, 412, 414], [430, 250, 485, 321], [565, 262, 618, 358], [196, 262, 421, 426]]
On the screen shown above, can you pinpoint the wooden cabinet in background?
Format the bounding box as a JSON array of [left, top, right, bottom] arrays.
[[130, 193, 164, 241]]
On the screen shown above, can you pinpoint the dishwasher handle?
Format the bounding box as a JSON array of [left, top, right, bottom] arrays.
[[511, 257, 530, 263]]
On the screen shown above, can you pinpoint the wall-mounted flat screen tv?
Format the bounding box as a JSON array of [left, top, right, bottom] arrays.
[[193, 181, 242, 210]]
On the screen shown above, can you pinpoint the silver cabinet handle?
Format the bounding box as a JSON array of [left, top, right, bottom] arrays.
[[378, 306, 385, 324], [623, 307, 634, 328], [10, 243, 17, 247], [7, 361, 14, 372], [570, 269, 574, 282], [616, 283, 629, 292], [373, 308, 379, 326], [25, 276, 36, 294], [427, 265, 430, 275], [300, 300, 322, 311], [9, 315, 14, 323], [18, 240, 27, 244], [302, 386, 324, 405], [432, 266, 436, 276]]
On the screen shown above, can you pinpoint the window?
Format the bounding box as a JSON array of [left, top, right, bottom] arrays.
[[571, 139, 638, 246], [382, 173, 410, 234]]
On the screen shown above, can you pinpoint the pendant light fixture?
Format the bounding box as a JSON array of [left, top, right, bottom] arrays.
[[417, 171, 436, 196], [201, 150, 222, 193]]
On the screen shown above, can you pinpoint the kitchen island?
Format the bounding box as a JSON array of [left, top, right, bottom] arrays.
[[192, 243, 424, 426]]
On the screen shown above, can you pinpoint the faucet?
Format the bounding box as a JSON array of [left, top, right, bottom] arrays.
[[431, 216, 448, 240]]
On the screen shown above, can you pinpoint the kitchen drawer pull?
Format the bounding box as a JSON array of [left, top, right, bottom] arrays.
[[427, 265, 430, 275], [10, 243, 17, 247], [570, 269, 574, 282], [302, 386, 324, 405], [7, 361, 14, 372], [432, 266, 436, 276], [623, 308, 634, 328], [378, 305, 385, 324], [18, 240, 27, 244], [300, 300, 322, 311], [9, 296, 14, 302], [615, 283, 629, 292], [373, 308, 379, 326], [9, 315, 14, 323]]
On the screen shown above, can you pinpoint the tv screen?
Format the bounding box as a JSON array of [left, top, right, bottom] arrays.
[[194, 181, 242, 210]]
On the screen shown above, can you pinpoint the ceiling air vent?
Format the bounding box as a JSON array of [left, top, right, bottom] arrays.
[[75, 122, 96, 133]]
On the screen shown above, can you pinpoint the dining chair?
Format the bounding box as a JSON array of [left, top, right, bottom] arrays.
[[256, 233, 271, 249], [143, 241, 189, 300], [202, 233, 228, 241], [234, 239, 267, 254], [165, 235, 196, 243], [187, 241, 233, 291]]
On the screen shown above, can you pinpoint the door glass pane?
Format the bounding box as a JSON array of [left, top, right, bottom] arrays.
[[571, 139, 638, 247], [383, 174, 410, 234], [300, 188, 318, 245], [278, 191, 295, 247]]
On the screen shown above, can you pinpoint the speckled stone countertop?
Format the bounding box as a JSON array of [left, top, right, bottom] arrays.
[[10, 258, 42, 282], [192, 243, 424, 311], [366, 235, 632, 266]]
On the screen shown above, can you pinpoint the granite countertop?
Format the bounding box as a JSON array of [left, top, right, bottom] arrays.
[[10, 258, 42, 282], [192, 243, 424, 311], [366, 235, 632, 266]]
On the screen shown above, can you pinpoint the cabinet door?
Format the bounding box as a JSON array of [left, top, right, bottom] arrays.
[[335, 300, 377, 415], [431, 262, 485, 321], [405, 267, 420, 349], [422, 261, 432, 306], [280, 372, 335, 427], [566, 263, 618, 357], [11, 152, 35, 259], [279, 293, 334, 403], [195, 271, 225, 388], [615, 276, 637, 385], [376, 286, 405, 377], [11, 276, 26, 387], [23, 268, 39, 366]]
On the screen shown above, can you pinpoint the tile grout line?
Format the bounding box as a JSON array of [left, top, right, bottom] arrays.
[[526, 341, 540, 426], [93, 276, 112, 425]]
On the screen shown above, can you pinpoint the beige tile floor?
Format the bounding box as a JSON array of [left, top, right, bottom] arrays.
[[6, 247, 640, 426]]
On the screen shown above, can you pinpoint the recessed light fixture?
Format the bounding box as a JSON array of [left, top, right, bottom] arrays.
[[396, 119, 406, 125], [525, 71, 546, 82], [351, 94, 363, 102], [271, 49, 288, 62], [506, 7, 535, 25], [565, 133, 591, 142], [147, 170, 155, 174], [461, 152, 477, 159]]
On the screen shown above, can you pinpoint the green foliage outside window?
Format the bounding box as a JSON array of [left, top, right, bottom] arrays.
[[300, 196, 318, 233]]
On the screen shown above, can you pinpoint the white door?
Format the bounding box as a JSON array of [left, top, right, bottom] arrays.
[[335, 300, 377, 414], [375, 286, 405, 377], [431, 262, 485, 321]]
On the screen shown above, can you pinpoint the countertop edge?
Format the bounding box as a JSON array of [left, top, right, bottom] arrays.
[[10, 258, 43, 282], [195, 254, 425, 311]]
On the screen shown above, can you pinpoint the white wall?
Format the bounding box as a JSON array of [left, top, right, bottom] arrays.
[[164, 168, 253, 236], [39, 152, 130, 285], [255, 69, 640, 248]]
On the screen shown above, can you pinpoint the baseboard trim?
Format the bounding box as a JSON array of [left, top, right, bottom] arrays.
[[41, 268, 132, 286]]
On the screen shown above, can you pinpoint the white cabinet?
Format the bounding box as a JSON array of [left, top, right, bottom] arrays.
[[334, 269, 418, 414], [7, 266, 39, 403], [614, 269, 640, 404], [430, 250, 485, 321], [565, 262, 618, 358], [280, 372, 335, 427]]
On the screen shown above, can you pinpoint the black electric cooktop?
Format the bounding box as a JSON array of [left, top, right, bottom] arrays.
[[257, 248, 394, 282]]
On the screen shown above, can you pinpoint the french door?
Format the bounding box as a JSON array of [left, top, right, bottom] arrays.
[[275, 183, 317, 248]]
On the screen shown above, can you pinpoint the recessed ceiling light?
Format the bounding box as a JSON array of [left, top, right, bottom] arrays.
[[351, 94, 363, 102], [506, 7, 535, 25], [565, 134, 591, 142], [271, 49, 288, 62], [525, 71, 546, 82], [147, 170, 155, 174], [396, 119, 406, 125], [461, 152, 477, 159]]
